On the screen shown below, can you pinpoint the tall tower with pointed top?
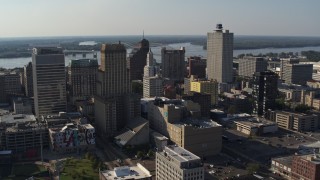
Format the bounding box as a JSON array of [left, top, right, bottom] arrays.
[[143, 49, 163, 98], [127, 37, 150, 81], [207, 24, 234, 83]]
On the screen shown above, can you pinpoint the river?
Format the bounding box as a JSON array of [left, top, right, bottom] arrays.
[[1, 43, 320, 69]]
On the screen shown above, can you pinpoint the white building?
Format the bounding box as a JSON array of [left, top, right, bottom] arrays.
[[100, 163, 152, 180], [207, 24, 233, 83], [156, 145, 204, 180], [143, 49, 163, 98]]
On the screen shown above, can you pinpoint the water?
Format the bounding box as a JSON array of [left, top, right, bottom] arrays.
[[79, 41, 97, 46], [1, 43, 320, 69]]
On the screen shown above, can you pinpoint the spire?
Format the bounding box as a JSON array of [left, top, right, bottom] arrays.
[[143, 30, 145, 39]]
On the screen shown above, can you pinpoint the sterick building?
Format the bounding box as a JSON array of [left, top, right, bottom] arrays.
[[207, 24, 233, 83], [143, 49, 163, 98], [95, 43, 140, 137], [156, 145, 204, 180], [68, 59, 98, 104], [32, 47, 66, 117], [161, 47, 185, 82]]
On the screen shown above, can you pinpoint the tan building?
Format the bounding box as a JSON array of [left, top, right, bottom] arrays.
[[156, 145, 204, 180], [275, 111, 318, 132], [301, 90, 320, 110], [95, 43, 140, 137], [207, 24, 233, 83], [234, 118, 278, 136], [148, 98, 222, 157], [190, 80, 218, 105]]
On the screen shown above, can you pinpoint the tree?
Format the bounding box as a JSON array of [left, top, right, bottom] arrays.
[[228, 105, 237, 115], [137, 151, 144, 159], [295, 104, 311, 113], [246, 163, 260, 174], [147, 149, 154, 157]]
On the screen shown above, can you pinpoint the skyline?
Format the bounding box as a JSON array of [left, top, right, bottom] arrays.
[[0, 0, 319, 38]]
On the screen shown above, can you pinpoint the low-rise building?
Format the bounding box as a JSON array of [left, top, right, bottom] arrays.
[[291, 154, 320, 180], [48, 123, 95, 153], [156, 145, 204, 180], [271, 156, 293, 179], [147, 98, 222, 157], [114, 117, 149, 147], [150, 130, 168, 151], [234, 118, 278, 136], [275, 111, 318, 132], [12, 97, 33, 114], [100, 163, 152, 180]]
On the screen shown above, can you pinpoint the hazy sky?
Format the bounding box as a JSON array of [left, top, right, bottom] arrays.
[[0, 0, 319, 37]]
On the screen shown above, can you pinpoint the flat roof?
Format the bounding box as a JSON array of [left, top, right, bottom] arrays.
[[272, 155, 293, 167], [179, 118, 221, 128], [150, 130, 169, 141], [235, 118, 277, 127], [0, 114, 36, 124], [100, 163, 151, 180], [163, 145, 200, 163]]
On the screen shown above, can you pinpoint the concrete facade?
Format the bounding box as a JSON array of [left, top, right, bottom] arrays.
[[68, 59, 98, 104], [238, 57, 267, 78], [156, 145, 204, 180], [147, 98, 222, 157], [283, 64, 313, 85], [207, 24, 233, 83], [95, 43, 140, 137], [161, 47, 185, 82], [275, 111, 318, 132], [32, 47, 66, 117], [190, 80, 218, 106], [24, 62, 33, 97]]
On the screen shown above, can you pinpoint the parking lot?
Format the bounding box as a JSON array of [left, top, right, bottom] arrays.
[[203, 153, 248, 180], [222, 128, 318, 166]]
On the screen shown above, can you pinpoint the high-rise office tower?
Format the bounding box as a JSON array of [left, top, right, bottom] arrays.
[[127, 38, 150, 81], [253, 71, 278, 116], [32, 47, 66, 117], [207, 24, 233, 83], [68, 59, 98, 103], [95, 43, 139, 137], [143, 49, 163, 98], [238, 57, 268, 78], [161, 47, 185, 82], [24, 62, 33, 97]]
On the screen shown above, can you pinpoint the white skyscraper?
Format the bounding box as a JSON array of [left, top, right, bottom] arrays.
[[207, 24, 234, 83], [143, 49, 163, 98], [32, 47, 66, 117]]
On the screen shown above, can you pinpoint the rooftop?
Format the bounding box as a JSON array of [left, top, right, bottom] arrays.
[[234, 118, 277, 127], [162, 145, 200, 163], [272, 155, 293, 167], [298, 154, 320, 164], [0, 114, 36, 124], [179, 118, 221, 128], [100, 163, 151, 180]]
